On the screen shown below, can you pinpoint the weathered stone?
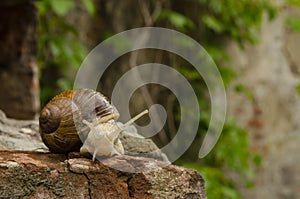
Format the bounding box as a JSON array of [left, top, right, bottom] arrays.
[[0, 109, 169, 163], [0, 150, 206, 199], [0, 110, 46, 151], [0, 110, 205, 198], [120, 133, 170, 162]]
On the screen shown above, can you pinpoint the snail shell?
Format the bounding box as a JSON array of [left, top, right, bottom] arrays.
[[39, 88, 119, 153]]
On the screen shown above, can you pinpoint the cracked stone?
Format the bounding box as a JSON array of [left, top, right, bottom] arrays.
[[0, 150, 206, 198]]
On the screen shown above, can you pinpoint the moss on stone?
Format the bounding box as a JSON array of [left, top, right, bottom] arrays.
[[0, 164, 66, 198]]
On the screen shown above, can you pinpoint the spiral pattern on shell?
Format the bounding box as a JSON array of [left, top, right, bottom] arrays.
[[39, 88, 119, 153]]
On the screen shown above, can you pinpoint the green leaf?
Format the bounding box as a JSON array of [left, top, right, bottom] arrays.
[[36, 0, 49, 16], [253, 154, 262, 166], [286, 17, 300, 31], [202, 15, 225, 33], [81, 0, 96, 16], [178, 67, 201, 80], [156, 10, 195, 31], [286, 0, 300, 7], [57, 78, 73, 91], [234, 84, 254, 101], [50, 0, 75, 17], [219, 67, 236, 87], [296, 84, 300, 94], [49, 40, 61, 57]]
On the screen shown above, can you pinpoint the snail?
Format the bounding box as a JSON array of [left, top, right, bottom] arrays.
[[39, 88, 148, 160]]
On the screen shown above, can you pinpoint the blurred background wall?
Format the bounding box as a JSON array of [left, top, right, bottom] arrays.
[[227, 9, 300, 198]]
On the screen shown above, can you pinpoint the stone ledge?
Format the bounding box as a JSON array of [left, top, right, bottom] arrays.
[[0, 150, 207, 199]]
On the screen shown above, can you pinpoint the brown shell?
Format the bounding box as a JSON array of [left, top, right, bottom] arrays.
[[39, 88, 118, 153]]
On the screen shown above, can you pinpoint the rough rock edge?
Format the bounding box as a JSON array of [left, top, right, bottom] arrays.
[[0, 150, 206, 199], [0, 109, 169, 162]]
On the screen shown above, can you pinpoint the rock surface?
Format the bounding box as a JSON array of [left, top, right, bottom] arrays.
[[0, 110, 46, 151], [0, 150, 206, 199], [0, 109, 169, 162], [0, 109, 204, 198]]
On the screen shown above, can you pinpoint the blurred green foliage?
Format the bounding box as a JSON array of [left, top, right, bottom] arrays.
[[156, 10, 195, 31], [285, 0, 300, 97], [285, 0, 300, 31], [37, 0, 94, 106], [156, 1, 276, 198], [36, 0, 293, 198], [296, 84, 300, 94], [186, 164, 242, 198], [234, 84, 255, 101], [199, 0, 277, 44]]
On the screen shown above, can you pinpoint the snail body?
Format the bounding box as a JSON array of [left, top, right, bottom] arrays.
[[80, 119, 124, 161], [80, 109, 149, 160], [39, 88, 148, 160]]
